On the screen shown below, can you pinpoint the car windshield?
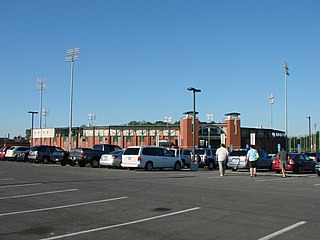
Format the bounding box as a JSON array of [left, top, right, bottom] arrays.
[[229, 150, 247, 156], [123, 148, 140, 155], [195, 149, 205, 155]]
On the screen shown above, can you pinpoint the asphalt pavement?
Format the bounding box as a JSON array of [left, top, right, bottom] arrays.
[[0, 161, 319, 240]]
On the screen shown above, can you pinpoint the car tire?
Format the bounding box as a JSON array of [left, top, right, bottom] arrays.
[[42, 157, 50, 164], [208, 161, 214, 171], [232, 168, 237, 172], [61, 162, 66, 166], [91, 159, 100, 168], [145, 161, 153, 171], [317, 171, 320, 177], [174, 161, 181, 171]]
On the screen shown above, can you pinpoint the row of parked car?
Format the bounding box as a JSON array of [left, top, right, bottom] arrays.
[[1, 145, 320, 176]]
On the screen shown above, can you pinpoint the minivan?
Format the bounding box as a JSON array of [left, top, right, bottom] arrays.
[[121, 146, 182, 171]]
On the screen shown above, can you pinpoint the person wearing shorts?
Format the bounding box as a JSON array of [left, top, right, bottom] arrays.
[[279, 147, 289, 178], [246, 145, 258, 177]]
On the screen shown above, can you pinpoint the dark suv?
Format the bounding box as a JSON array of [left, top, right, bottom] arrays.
[[194, 148, 217, 170], [28, 145, 61, 164]]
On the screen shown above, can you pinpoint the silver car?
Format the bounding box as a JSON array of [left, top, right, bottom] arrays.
[[100, 150, 124, 168]]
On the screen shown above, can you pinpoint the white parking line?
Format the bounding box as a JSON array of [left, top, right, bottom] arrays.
[[0, 178, 14, 181], [0, 189, 79, 200], [0, 183, 42, 188], [38, 207, 201, 240], [314, 183, 320, 186], [255, 178, 283, 182], [0, 196, 128, 217], [258, 221, 306, 240]]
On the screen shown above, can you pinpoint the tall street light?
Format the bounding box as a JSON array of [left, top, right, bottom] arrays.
[[65, 47, 80, 151], [283, 62, 289, 150], [88, 113, 96, 146], [269, 93, 274, 129], [206, 113, 214, 148], [187, 87, 201, 162], [28, 111, 38, 147], [306, 116, 311, 152]]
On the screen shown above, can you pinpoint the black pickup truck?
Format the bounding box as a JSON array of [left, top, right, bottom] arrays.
[[65, 144, 121, 168]]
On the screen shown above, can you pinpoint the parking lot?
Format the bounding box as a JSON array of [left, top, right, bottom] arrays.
[[0, 161, 319, 240]]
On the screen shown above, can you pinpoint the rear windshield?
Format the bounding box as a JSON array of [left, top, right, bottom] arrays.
[[195, 149, 205, 155], [229, 150, 247, 156], [123, 148, 140, 155]]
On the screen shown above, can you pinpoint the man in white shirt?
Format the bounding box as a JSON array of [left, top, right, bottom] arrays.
[[216, 143, 229, 176]]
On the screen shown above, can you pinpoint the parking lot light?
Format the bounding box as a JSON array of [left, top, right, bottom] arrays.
[[187, 87, 201, 163], [28, 111, 38, 147]]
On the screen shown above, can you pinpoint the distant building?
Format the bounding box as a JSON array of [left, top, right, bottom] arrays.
[[27, 112, 285, 154]]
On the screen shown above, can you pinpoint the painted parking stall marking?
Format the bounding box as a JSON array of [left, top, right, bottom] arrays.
[[0, 189, 79, 200], [0, 183, 42, 189], [258, 221, 306, 240], [0, 178, 14, 181], [38, 207, 201, 240], [0, 196, 128, 217]]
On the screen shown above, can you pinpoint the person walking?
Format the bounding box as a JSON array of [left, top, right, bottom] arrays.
[[279, 147, 289, 178], [246, 145, 258, 177], [216, 143, 229, 176]]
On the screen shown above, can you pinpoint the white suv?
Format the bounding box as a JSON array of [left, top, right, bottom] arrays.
[[168, 148, 192, 168], [121, 146, 182, 171]]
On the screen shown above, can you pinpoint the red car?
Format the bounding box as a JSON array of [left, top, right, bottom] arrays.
[[272, 153, 316, 174], [0, 146, 10, 160]]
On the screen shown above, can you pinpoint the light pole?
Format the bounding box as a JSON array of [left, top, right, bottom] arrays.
[[283, 62, 289, 150], [206, 113, 214, 148], [187, 87, 201, 162], [28, 111, 38, 147], [42, 109, 49, 128], [306, 116, 311, 152], [88, 113, 96, 146], [269, 93, 274, 129], [65, 47, 80, 151], [164, 116, 172, 143]]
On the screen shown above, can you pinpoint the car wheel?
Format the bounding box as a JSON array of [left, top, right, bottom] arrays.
[[317, 171, 320, 177], [174, 161, 181, 171], [91, 159, 100, 168], [42, 157, 50, 164], [61, 162, 67, 166], [70, 161, 76, 166], [145, 161, 153, 171], [232, 168, 237, 172], [208, 161, 214, 171]]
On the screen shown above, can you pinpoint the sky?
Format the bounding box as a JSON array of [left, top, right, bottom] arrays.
[[0, 0, 319, 138]]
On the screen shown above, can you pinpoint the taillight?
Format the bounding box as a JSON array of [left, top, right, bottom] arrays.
[[81, 150, 84, 157], [204, 156, 207, 160], [289, 159, 295, 164], [138, 156, 142, 161]]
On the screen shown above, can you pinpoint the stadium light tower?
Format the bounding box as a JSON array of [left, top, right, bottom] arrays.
[[36, 77, 47, 129], [187, 87, 201, 162], [65, 47, 80, 151], [283, 62, 289, 150], [269, 93, 275, 129]]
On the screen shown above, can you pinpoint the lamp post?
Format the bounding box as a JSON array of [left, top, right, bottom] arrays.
[[65, 47, 80, 151], [283, 62, 289, 150], [269, 93, 274, 129], [88, 113, 96, 146], [187, 87, 201, 162], [206, 113, 214, 148], [28, 111, 38, 147], [306, 116, 311, 152]]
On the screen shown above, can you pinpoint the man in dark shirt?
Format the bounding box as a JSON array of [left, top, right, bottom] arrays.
[[279, 148, 289, 178]]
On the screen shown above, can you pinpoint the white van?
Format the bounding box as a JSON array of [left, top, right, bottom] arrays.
[[121, 146, 182, 171]]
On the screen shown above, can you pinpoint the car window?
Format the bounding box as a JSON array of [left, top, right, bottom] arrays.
[[123, 148, 140, 155], [304, 154, 311, 161], [164, 149, 174, 157], [114, 146, 122, 151], [230, 150, 247, 156], [195, 149, 205, 155], [55, 147, 64, 152]]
